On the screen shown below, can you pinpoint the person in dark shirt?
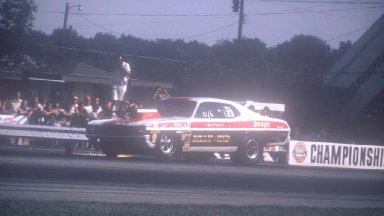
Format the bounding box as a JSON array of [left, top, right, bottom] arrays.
[[28, 97, 43, 125], [99, 100, 114, 119], [77, 102, 90, 127]]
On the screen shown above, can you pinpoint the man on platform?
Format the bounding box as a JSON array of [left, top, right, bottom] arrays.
[[112, 54, 131, 116]]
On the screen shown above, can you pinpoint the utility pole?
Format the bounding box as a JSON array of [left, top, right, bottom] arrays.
[[232, 0, 245, 40], [63, 3, 69, 29], [63, 2, 82, 29], [237, 0, 245, 40]]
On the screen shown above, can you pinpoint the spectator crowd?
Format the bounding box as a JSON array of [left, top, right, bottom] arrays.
[[0, 91, 141, 127]]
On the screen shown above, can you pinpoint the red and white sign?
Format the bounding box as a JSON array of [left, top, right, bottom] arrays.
[[0, 115, 28, 125]]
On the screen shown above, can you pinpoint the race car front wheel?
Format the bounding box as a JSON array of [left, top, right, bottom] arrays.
[[156, 134, 178, 160], [232, 138, 263, 165]]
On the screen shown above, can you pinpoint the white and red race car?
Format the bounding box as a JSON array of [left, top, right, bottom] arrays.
[[86, 97, 290, 165]]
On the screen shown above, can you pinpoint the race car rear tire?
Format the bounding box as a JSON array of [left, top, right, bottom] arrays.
[[232, 138, 263, 165], [156, 133, 178, 161]]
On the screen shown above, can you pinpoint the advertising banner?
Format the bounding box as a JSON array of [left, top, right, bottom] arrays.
[[289, 140, 384, 170], [0, 115, 27, 124]]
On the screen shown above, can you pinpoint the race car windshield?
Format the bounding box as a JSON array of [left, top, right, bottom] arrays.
[[157, 99, 196, 118]]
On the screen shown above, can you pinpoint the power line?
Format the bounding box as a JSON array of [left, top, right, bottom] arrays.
[[34, 4, 383, 44], [37, 10, 236, 17], [26, 43, 192, 63], [77, 14, 238, 42], [37, 5, 384, 18], [326, 25, 371, 42], [257, 0, 384, 5], [77, 14, 121, 36], [247, 5, 384, 16], [35, 5, 382, 30], [25, 44, 383, 76], [269, 1, 375, 23], [35, 5, 383, 31], [34, 18, 212, 29], [183, 21, 238, 40], [269, 1, 377, 26], [61, 17, 225, 28]]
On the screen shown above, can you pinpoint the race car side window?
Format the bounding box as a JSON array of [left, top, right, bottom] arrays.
[[222, 105, 239, 118], [195, 102, 239, 119], [195, 103, 216, 118]]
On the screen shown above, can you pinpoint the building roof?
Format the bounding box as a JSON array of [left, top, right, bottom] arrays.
[[31, 62, 112, 84]]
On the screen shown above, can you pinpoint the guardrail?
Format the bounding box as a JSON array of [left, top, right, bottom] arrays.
[[0, 124, 87, 141]]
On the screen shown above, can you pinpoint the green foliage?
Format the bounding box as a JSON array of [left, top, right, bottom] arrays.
[[0, 0, 36, 55], [21, 26, 346, 88], [270, 35, 333, 75], [213, 38, 268, 70]]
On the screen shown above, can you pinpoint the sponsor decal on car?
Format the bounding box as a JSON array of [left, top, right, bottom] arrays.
[[191, 121, 288, 130], [253, 121, 270, 128], [192, 134, 231, 143]]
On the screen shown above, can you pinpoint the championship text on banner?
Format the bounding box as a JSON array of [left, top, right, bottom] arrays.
[[289, 140, 384, 170]]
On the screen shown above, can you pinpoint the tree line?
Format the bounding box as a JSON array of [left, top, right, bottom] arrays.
[[1, 0, 352, 88]]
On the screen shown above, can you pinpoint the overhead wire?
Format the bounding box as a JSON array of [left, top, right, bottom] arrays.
[[33, 17, 224, 29], [26, 43, 193, 63], [76, 12, 239, 41], [326, 24, 371, 42], [183, 21, 238, 40], [268, 1, 376, 23], [35, 5, 383, 38], [246, 5, 384, 16], [36, 5, 384, 18], [34, 2, 384, 45], [72, 16, 226, 27], [77, 14, 121, 36], [26, 43, 381, 75], [256, 0, 384, 5], [37, 10, 236, 17]]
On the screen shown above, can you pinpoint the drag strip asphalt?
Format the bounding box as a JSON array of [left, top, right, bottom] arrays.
[[0, 145, 383, 207]]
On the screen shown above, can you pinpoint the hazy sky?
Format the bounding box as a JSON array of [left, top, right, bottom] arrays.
[[33, 0, 384, 48]]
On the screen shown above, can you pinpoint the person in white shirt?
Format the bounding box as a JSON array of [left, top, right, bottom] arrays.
[[84, 95, 93, 114], [112, 54, 131, 115]]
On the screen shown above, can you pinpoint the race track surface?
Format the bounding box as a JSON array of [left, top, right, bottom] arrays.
[[0, 145, 383, 208]]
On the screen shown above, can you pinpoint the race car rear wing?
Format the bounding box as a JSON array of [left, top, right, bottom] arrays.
[[240, 101, 285, 112], [236, 100, 285, 118]]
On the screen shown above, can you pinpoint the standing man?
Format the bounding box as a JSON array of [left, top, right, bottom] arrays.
[[112, 54, 131, 116], [10, 91, 23, 114]]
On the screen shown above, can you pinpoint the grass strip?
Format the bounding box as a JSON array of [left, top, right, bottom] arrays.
[[1, 200, 383, 216]]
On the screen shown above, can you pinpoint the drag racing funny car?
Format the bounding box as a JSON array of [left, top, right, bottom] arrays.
[[86, 97, 290, 165]]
